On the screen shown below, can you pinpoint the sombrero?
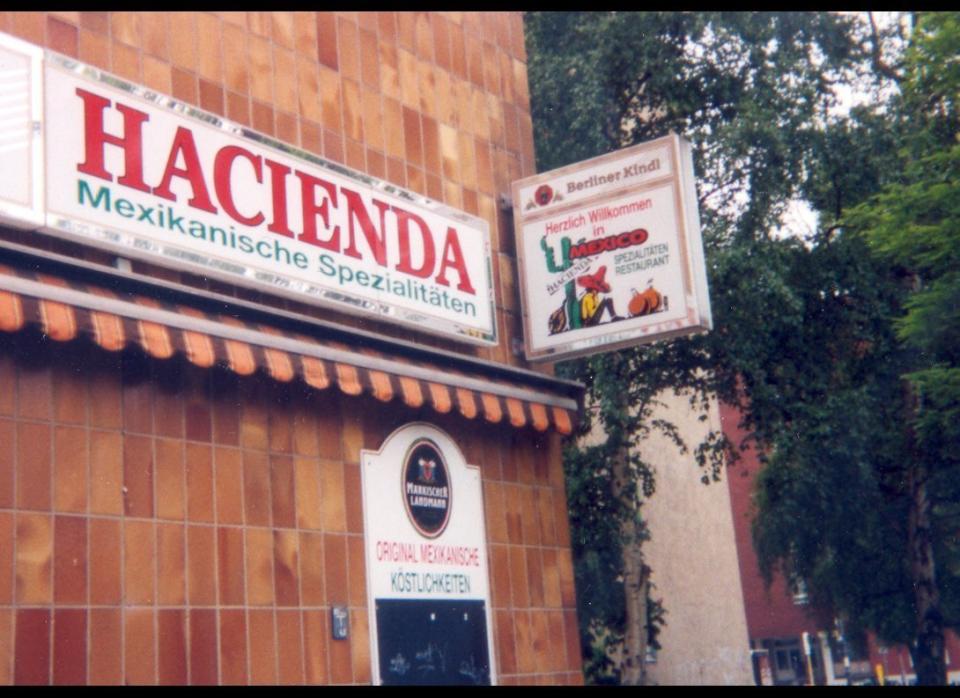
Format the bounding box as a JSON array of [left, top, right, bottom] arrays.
[[577, 266, 611, 293]]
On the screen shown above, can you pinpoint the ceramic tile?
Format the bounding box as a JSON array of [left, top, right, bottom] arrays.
[[0, 513, 11, 603], [8, 12, 42, 45], [319, 460, 346, 533], [402, 106, 423, 167], [245, 528, 274, 606], [546, 610, 567, 673], [157, 609, 188, 685], [52, 363, 86, 424], [14, 609, 50, 685], [397, 48, 418, 110], [157, 523, 186, 606], [89, 518, 121, 604], [243, 451, 271, 527], [301, 610, 329, 684], [15, 513, 52, 604], [124, 608, 156, 685], [316, 12, 338, 70], [378, 40, 399, 102], [323, 533, 347, 606], [218, 609, 248, 684], [217, 527, 245, 606], [507, 544, 528, 609], [111, 41, 141, 86], [298, 531, 325, 605], [489, 543, 511, 610], [189, 609, 219, 685], [111, 12, 140, 46], [318, 67, 342, 134], [563, 609, 581, 673], [90, 431, 124, 514], [139, 11, 168, 58], [155, 438, 185, 521], [294, 457, 321, 530], [196, 13, 223, 83], [342, 79, 363, 143], [337, 17, 360, 83], [89, 608, 122, 684], [78, 11, 108, 34], [247, 609, 277, 685], [495, 610, 517, 675], [252, 100, 275, 136], [297, 58, 322, 124], [328, 620, 353, 684], [359, 28, 379, 88], [186, 443, 214, 523], [189, 525, 218, 605], [53, 515, 86, 605], [89, 371, 122, 429], [343, 463, 363, 535], [142, 54, 172, 95], [214, 447, 244, 525], [53, 608, 87, 686], [276, 610, 304, 684], [273, 529, 300, 607], [293, 12, 317, 56], [349, 607, 371, 684], [17, 422, 51, 511], [527, 547, 547, 609], [123, 434, 154, 518], [512, 609, 534, 674], [124, 520, 155, 604]]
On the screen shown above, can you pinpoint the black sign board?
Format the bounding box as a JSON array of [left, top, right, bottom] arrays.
[[376, 599, 491, 685]]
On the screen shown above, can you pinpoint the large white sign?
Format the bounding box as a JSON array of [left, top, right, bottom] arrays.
[[361, 423, 495, 685], [512, 134, 712, 361], [0, 33, 496, 346]]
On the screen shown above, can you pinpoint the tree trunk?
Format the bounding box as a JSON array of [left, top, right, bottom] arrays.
[[611, 437, 650, 686], [907, 459, 946, 685], [904, 381, 946, 686]]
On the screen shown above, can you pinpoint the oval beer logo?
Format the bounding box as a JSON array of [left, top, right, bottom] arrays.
[[402, 439, 451, 538]]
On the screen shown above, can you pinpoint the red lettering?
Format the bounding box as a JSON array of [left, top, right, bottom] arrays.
[[153, 126, 217, 213], [296, 171, 340, 251], [75, 88, 150, 193], [214, 146, 264, 227], [341, 188, 391, 267], [434, 227, 476, 294], [393, 208, 435, 279], [264, 159, 295, 237]]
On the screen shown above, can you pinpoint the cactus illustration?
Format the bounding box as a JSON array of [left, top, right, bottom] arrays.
[[539, 236, 583, 331]]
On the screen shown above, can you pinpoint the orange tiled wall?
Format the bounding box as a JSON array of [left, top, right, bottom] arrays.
[[0, 11, 582, 685], [0, 331, 583, 684], [0, 11, 536, 368]]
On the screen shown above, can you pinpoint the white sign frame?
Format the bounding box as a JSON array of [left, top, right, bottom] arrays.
[[0, 32, 497, 347], [361, 422, 497, 686], [512, 133, 712, 362], [0, 33, 44, 230]]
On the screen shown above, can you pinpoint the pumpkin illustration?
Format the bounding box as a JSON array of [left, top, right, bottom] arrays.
[[629, 280, 663, 317]]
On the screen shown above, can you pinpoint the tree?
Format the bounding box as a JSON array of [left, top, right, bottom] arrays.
[[750, 12, 960, 685], [524, 11, 879, 684]]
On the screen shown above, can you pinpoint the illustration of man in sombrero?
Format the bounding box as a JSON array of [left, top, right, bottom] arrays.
[[577, 265, 623, 327]]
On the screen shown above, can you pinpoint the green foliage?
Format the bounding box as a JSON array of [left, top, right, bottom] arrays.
[[528, 9, 960, 685], [525, 10, 886, 683]]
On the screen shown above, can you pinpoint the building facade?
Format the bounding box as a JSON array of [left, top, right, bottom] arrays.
[[0, 12, 585, 685], [721, 402, 960, 686]]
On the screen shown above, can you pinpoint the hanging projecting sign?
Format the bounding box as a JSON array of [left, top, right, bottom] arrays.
[[511, 134, 712, 362], [361, 424, 495, 686], [0, 33, 496, 346]]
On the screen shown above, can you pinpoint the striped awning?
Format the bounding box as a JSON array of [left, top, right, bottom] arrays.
[[0, 263, 577, 434]]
